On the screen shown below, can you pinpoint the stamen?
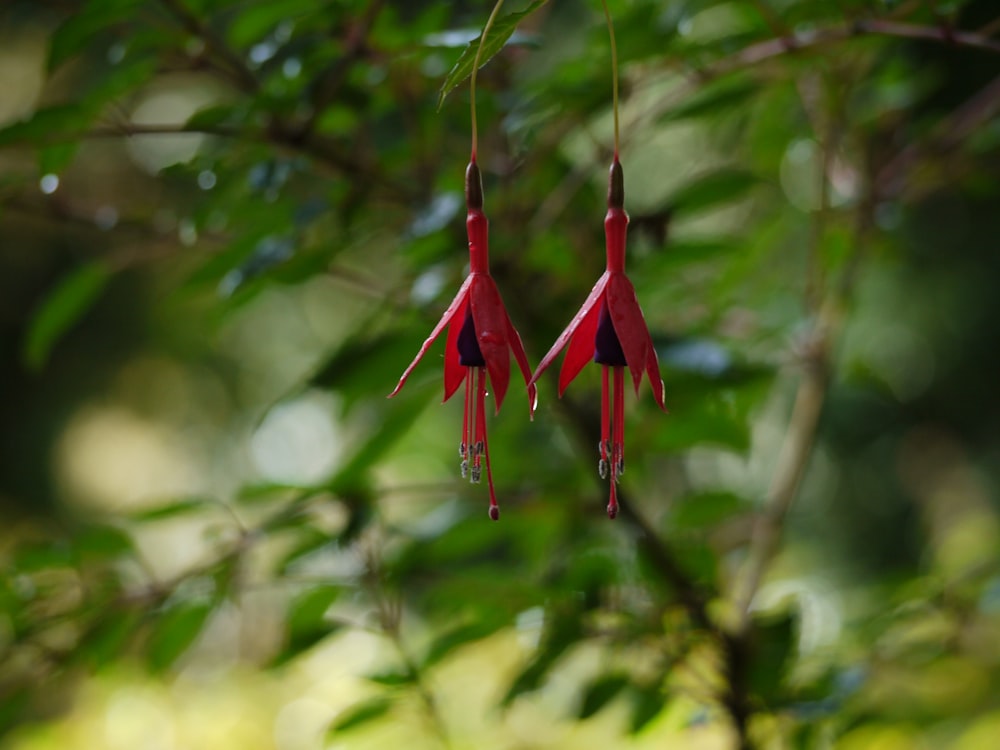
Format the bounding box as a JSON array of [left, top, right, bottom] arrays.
[[462, 368, 473, 477], [599, 366, 610, 478], [467, 368, 478, 482], [474, 366, 500, 520], [613, 365, 625, 485], [607, 366, 625, 518]]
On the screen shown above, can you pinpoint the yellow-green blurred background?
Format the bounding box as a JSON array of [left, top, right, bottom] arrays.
[[2, 1, 999, 748]]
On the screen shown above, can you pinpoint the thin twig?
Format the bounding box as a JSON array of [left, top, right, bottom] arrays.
[[157, 0, 259, 94], [878, 70, 1000, 198]]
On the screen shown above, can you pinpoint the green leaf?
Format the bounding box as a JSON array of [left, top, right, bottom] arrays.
[[272, 584, 341, 665], [0, 104, 93, 148], [225, 0, 317, 49], [365, 669, 415, 687], [437, 0, 548, 110], [660, 79, 760, 123], [329, 395, 430, 495], [48, 0, 143, 70], [748, 611, 797, 706], [579, 674, 630, 719], [502, 607, 583, 706], [185, 104, 241, 131], [277, 527, 332, 574], [668, 169, 760, 216], [423, 620, 503, 668], [79, 611, 142, 669], [39, 142, 79, 175], [147, 601, 214, 672], [129, 499, 211, 522], [670, 491, 752, 529], [327, 697, 392, 735], [23, 261, 112, 371], [629, 684, 665, 734], [75, 526, 134, 560]]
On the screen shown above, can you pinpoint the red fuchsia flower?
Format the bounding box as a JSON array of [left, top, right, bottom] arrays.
[[389, 159, 536, 520], [529, 157, 666, 519]]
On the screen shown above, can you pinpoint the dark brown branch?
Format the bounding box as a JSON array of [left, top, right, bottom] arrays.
[[701, 18, 1000, 80]]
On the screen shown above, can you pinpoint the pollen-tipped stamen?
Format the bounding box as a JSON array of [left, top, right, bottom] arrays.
[[606, 366, 624, 519], [464, 367, 476, 480]]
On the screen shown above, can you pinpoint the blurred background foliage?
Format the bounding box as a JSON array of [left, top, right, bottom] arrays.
[[1, 0, 999, 748]]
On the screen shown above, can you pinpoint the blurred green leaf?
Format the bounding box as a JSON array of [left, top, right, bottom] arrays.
[[502, 606, 583, 706], [629, 684, 665, 734], [38, 142, 79, 175], [749, 612, 797, 706], [437, 0, 548, 109], [668, 169, 760, 216], [129, 499, 211, 522], [48, 0, 143, 70], [278, 527, 333, 574], [79, 610, 141, 670], [670, 491, 752, 529], [225, 0, 316, 49], [75, 525, 134, 560], [327, 697, 392, 735], [329, 395, 431, 495], [0, 105, 93, 148], [147, 600, 214, 672], [423, 620, 504, 668], [23, 260, 112, 371], [272, 584, 341, 666], [661, 79, 759, 123], [311, 326, 422, 400], [365, 669, 415, 687], [578, 674, 629, 719], [184, 104, 241, 131]]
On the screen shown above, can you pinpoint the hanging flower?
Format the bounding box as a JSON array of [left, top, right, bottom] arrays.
[[389, 159, 536, 520], [530, 158, 666, 519]]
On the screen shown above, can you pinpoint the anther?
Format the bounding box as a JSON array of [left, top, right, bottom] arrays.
[[459, 441, 467, 458], [461, 459, 469, 479], [471, 465, 482, 483], [598, 458, 609, 479]]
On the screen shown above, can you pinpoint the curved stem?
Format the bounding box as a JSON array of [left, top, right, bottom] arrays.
[[470, 0, 507, 160], [601, 0, 620, 157]]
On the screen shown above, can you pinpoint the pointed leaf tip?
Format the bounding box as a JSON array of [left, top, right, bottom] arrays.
[[436, 0, 550, 110]]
